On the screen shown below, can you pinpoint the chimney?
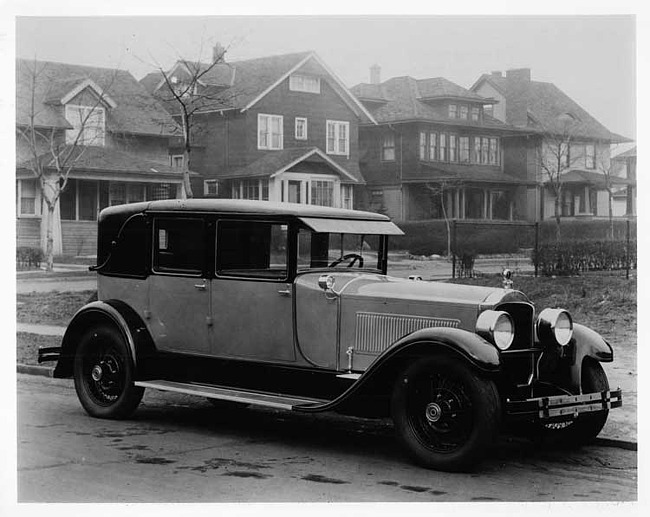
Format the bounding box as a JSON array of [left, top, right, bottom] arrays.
[[491, 71, 503, 78], [370, 64, 381, 85], [506, 68, 531, 83], [212, 42, 226, 63]]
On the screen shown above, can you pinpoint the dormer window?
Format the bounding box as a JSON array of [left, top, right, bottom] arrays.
[[289, 74, 321, 94], [65, 104, 106, 146], [448, 104, 457, 119]]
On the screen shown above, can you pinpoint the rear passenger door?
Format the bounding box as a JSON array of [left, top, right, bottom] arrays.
[[147, 216, 211, 355]]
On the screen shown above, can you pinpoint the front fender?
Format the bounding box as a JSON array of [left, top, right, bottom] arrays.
[[54, 300, 155, 379], [297, 327, 500, 413], [568, 323, 614, 392]]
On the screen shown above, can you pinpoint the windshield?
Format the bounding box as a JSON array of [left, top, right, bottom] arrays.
[[297, 228, 382, 271]]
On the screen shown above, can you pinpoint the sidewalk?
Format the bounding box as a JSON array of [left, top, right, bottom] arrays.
[[15, 322, 636, 448]]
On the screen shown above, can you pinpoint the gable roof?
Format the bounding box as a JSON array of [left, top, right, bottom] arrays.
[[350, 76, 523, 131], [16, 59, 179, 136], [612, 146, 637, 160], [142, 52, 376, 123], [471, 72, 629, 142]]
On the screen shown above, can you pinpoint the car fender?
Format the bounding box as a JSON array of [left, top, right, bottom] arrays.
[[297, 327, 500, 413], [568, 323, 614, 393], [54, 300, 156, 379]]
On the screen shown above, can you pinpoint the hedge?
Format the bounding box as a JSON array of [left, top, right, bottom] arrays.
[[538, 218, 636, 243], [533, 240, 636, 276], [17, 246, 44, 270]]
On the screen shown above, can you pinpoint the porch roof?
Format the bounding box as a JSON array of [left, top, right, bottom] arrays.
[[405, 162, 535, 186], [552, 169, 636, 187], [217, 147, 363, 183], [16, 146, 193, 183]]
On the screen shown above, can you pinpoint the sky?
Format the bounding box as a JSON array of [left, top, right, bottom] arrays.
[[13, 14, 637, 141]]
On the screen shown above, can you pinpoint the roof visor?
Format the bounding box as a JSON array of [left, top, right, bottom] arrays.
[[298, 217, 404, 236]]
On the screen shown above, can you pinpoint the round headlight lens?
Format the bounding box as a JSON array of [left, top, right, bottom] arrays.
[[536, 308, 573, 347], [476, 310, 515, 351]]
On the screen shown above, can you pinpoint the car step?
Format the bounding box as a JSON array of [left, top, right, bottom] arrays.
[[134, 380, 328, 410]]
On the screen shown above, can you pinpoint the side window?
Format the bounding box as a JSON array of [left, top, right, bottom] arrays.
[[106, 214, 149, 277], [153, 218, 205, 275], [217, 220, 288, 280]]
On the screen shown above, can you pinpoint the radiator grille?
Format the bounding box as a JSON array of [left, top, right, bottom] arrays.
[[355, 312, 459, 354]]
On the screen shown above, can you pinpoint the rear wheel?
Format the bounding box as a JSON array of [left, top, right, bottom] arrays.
[[73, 325, 144, 419], [391, 354, 501, 472], [535, 359, 610, 446]]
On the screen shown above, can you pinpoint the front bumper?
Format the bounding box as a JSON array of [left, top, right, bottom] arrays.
[[506, 389, 622, 422]]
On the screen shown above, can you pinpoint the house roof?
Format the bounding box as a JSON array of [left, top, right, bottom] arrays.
[[612, 146, 637, 160], [217, 147, 363, 183], [406, 162, 535, 185], [471, 72, 630, 143], [142, 52, 375, 123], [556, 169, 636, 186], [16, 59, 179, 136], [17, 145, 189, 181], [350, 76, 524, 132]]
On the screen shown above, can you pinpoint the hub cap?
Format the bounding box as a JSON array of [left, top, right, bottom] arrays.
[[425, 402, 443, 423], [91, 365, 103, 381]]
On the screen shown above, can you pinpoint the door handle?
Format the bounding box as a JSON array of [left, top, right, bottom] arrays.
[[194, 283, 207, 291], [277, 289, 291, 297]]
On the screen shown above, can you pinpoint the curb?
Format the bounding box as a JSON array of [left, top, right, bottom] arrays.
[[15, 364, 638, 451]]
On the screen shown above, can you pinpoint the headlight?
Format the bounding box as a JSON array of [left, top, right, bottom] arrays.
[[476, 310, 515, 351], [536, 308, 573, 346]]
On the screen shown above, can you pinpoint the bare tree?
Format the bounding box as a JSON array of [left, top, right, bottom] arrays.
[[596, 145, 620, 241], [151, 42, 235, 198], [17, 59, 117, 271], [535, 115, 582, 242], [426, 180, 463, 256]]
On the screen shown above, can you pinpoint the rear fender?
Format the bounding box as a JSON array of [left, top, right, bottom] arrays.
[[54, 300, 155, 379], [568, 323, 614, 393]]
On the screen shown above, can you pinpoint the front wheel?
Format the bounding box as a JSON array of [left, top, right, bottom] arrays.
[[391, 354, 501, 472], [73, 325, 144, 419]]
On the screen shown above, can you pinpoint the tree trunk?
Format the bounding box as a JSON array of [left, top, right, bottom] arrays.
[[554, 190, 562, 243], [608, 192, 614, 240], [44, 202, 56, 272]]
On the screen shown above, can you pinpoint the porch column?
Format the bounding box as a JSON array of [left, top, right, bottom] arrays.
[[483, 188, 489, 219], [584, 186, 590, 214]]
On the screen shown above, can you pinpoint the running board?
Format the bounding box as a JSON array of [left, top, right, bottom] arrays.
[[135, 380, 328, 410]]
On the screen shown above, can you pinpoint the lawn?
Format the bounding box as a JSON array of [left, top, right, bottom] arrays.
[[17, 290, 96, 327]]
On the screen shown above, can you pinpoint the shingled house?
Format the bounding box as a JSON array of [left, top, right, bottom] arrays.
[[471, 68, 633, 221], [351, 66, 532, 221], [611, 146, 637, 217], [141, 50, 375, 208], [16, 59, 182, 256]]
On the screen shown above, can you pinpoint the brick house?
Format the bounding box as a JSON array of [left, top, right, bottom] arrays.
[[471, 68, 633, 221], [351, 66, 532, 222], [16, 59, 183, 256], [140, 50, 376, 208]]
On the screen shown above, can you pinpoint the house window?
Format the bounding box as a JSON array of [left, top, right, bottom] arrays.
[[448, 104, 457, 118], [382, 133, 395, 161], [439, 134, 447, 162], [459, 137, 470, 163], [65, 105, 105, 146], [258, 114, 284, 150], [429, 132, 438, 161], [473, 137, 481, 163], [311, 180, 334, 207], [481, 137, 489, 164], [459, 105, 468, 120], [232, 179, 269, 201], [60, 182, 76, 220], [295, 117, 308, 140], [326, 120, 349, 155], [449, 135, 457, 162], [170, 155, 184, 170], [79, 181, 98, 221], [148, 183, 175, 201], [419, 132, 427, 160], [484, 104, 494, 118], [127, 184, 145, 203], [19, 179, 38, 216], [342, 184, 354, 210], [204, 180, 219, 197], [491, 191, 511, 220], [489, 138, 499, 165], [471, 107, 480, 121], [585, 144, 596, 169], [289, 74, 321, 94], [109, 183, 126, 206]]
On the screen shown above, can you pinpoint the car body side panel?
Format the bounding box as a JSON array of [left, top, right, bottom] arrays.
[[569, 323, 615, 393]]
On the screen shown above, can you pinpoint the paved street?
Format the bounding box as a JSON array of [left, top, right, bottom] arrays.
[[18, 373, 636, 503]]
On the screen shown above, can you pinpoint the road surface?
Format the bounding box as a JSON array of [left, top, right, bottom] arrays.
[[17, 374, 636, 503]]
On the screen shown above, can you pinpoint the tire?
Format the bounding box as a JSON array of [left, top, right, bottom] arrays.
[[391, 354, 501, 472], [535, 358, 609, 447], [73, 325, 144, 419]]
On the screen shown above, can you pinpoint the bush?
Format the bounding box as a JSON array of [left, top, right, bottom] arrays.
[[538, 219, 636, 243], [533, 240, 636, 276], [16, 247, 44, 270]]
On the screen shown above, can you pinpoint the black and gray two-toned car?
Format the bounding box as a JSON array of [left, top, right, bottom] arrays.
[[39, 199, 622, 471]]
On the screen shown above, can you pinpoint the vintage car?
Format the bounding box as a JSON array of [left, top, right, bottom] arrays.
[[39, 199, 622, 471]]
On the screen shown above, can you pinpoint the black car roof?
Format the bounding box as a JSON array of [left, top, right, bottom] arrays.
[[99, 199, 393, 222]]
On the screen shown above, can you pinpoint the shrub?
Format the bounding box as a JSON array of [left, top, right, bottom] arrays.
[[538, 219, 636, 243], [16, 247, 44, 270], [533, 240, 636, 276]]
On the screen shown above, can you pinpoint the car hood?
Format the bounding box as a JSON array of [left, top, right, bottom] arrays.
[[335, 273, 530, 308]]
